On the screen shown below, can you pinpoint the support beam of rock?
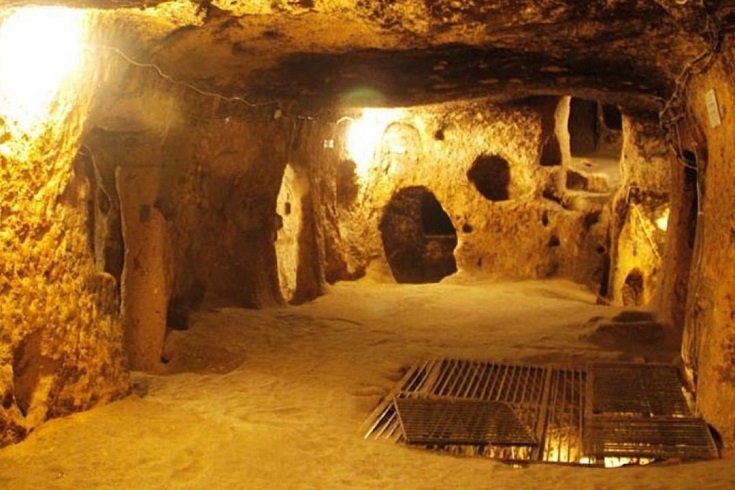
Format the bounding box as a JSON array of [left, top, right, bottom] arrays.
[[116, 143, 170, 371]]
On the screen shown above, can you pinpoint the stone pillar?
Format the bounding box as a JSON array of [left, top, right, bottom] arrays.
[[116, 142, 170, 371]]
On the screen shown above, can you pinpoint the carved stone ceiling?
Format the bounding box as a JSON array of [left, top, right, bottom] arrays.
[[2, 1, 734, 111]]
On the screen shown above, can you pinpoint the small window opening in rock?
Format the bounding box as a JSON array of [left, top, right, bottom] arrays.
[[467, 154, 511, 201], [540, 133, 562, 167], [462, 223, 473, 233], [596, 245, 607, 255], [542, 187, 563, 204], [569, 98, 599, 156], [284, 202, 292, 215], [567, 97, 622, 189], [622, 268, 645, 306], [566, 169, 588, 191], [541, 211, 550, 227], [548, 235, 561, 247], [601, 104, 622, 131], [379, 186, 457, 283], [584, 211, 601, 229], [434, 128, 445, 141], [682, 149, 698, 167]]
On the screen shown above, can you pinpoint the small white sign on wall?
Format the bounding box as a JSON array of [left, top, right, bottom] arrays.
[[705, 88, 722, 128]]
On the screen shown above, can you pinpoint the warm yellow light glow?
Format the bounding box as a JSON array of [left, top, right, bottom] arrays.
[[346, 109, 399, 177], [0, 8, 86, 132], [655, 207, 670, 231]]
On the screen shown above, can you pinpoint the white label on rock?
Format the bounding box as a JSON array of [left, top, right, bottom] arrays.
[[705, 88, 722, 128]]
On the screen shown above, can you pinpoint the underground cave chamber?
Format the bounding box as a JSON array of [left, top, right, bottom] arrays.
[[1, 1, 735, 465]]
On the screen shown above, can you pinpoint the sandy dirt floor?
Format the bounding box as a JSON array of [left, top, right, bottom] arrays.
[[1, 278, 734, 489]]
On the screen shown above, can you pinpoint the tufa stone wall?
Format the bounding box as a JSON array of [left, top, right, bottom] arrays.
[[675, 35, 735, 446], [311, 98, 614, 289], [0, 31, 130, 445]]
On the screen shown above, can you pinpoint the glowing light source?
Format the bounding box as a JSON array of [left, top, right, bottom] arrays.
[[0, 7, 86, 132], [346, 108, 397, 177]]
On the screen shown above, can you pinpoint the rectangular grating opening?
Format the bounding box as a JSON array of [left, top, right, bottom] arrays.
[[583, 417, 719, 460], [363, 359, 719, 466], [588, 363, 691, 417], [395, 398, 537, 446]]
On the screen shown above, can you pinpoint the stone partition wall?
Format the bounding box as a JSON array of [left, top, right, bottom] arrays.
[[676, 35, 735, 445]]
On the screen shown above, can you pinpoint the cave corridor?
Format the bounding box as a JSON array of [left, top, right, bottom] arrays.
[[2, 1, 735, 488]]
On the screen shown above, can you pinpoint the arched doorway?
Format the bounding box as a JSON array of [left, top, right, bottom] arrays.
[[379, 186, 457, 283]]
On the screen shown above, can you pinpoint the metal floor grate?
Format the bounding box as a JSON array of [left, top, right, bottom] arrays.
[[363, 359, 719, 466], [395, 398, 537, 446], [588, 363, 691, 417], [583, 362, 718, 462], [583, 417, 719, 460]]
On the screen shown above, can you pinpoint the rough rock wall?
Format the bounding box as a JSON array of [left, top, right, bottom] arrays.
[[677, 35, 735, 446], [0, 21, 130, 445], [158, 114, 291, 311], [605, 116, 670, 307], [312, 97, 612, 288]]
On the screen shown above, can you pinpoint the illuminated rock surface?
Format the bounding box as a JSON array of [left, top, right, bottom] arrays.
[[1, 0, 735, 457]]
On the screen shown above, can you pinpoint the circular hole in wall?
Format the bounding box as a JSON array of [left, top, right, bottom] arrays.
[[467, 154, 511, 201], [379, 186, 457, 283]]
